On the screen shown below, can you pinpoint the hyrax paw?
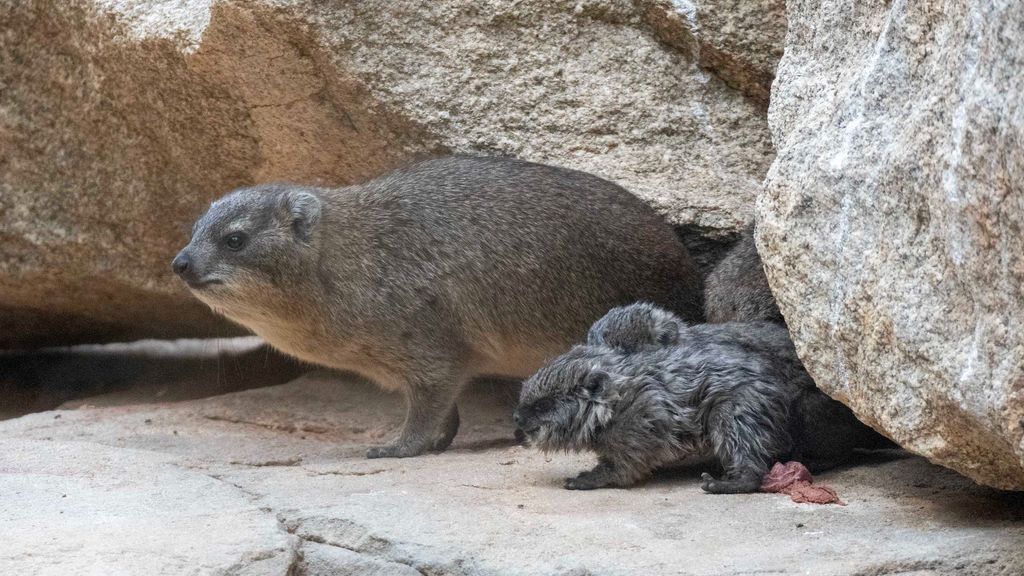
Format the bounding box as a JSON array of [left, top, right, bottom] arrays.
[[366, 442, 427, 459], [564, 473, 607, 490]]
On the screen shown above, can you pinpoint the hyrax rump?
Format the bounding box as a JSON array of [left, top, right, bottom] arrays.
[[704, 227, 784, 324], [172, 156, 703, 458]]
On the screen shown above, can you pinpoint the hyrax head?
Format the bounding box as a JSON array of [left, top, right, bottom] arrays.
[[586, 303, 682, 352], [514, 346, 620, 452], [171, 184, 322, 318]]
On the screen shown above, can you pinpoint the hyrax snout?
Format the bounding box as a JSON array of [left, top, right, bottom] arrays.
[[174, 156, 703, 458]]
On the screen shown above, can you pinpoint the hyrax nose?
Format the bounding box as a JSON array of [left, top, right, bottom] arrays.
[[171, 251, 191, 276], [513, 411, 525, 427]]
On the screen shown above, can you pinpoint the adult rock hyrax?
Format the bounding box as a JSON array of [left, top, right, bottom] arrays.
[[704, 227, 784, 324], [172, 156, 703, 458]]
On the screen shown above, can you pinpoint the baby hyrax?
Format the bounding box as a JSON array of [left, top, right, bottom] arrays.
[[586, 303, 892, 472], [589, 302, 797, 360], [172, 156, 703, 459], [515, 342, 797, 493]]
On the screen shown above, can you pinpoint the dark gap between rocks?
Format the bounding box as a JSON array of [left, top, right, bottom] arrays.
[[0, 337, 307, 420], [675, 224, 745, 280]]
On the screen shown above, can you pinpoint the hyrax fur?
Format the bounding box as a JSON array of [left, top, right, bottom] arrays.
[[172, 156, 703, 459], [517, 305, 892, 491], [588, 302, 805, 384], [589, 303, 893, 468], [589, 302, 797, 360], [516, 342, 797, 492], [704, 227, 784, 324]]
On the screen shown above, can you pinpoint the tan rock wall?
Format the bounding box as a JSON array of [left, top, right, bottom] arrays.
[[0, 0, 778, 348]]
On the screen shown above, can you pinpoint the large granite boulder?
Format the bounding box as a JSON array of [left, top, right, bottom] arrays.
[[0, 0, 779, 349], [758, 0, 1024, 489]]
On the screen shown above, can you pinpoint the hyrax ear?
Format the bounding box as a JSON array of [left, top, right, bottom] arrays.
[[280, 190, 321, 243], [582, 371, 610, 398], [657, 321, 680, 346]]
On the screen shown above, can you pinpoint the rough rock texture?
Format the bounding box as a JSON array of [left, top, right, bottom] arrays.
[[0, 0, 777, 349], [640, 0, 787, 104], [2, 372, 1023, 575], [758, 0, 1024, 489], [1, 440, 297, 574]]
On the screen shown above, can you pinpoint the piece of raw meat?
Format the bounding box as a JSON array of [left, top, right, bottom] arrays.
[[760, 461, 846, 506]]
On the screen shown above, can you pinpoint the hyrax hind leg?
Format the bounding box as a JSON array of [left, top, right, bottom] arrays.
[[366, 361, 465, 459], [701, 397, 783, 494]]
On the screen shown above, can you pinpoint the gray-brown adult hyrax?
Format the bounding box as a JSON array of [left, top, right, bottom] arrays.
[[704, 227, 784, 324], [172, 156, 703, 458]]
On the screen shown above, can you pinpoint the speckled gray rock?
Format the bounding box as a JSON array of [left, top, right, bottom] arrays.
[[0, 0, 776, 348], [639, 0, 787, 104], [1, 373, 1022, 575], [298, 544, 422, 576], [758, 0, 1024, 489], [0, 439, 298, 575]]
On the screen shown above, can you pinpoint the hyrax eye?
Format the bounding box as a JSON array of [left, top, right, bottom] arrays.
[[533, 398, 556, 413], [223, 232, 248, 251]]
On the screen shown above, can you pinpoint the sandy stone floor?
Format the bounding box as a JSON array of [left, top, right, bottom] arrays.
[[2, 369, 1023, 575]]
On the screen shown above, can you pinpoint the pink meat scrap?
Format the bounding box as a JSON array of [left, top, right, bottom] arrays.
[[760, 461, 846, 506]]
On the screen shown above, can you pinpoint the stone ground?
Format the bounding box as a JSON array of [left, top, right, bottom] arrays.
[[2, 364, 1023, 575]]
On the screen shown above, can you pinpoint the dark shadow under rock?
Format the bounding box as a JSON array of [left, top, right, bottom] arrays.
[[0, 337, 306, 419]]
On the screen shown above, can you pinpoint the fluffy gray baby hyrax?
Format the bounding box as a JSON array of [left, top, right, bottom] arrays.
[[588, 302, 805, 384], [517, 305, 891, 492], [515, 342, 794, 492], [171, 156, 703, 459], [588, 303, 892, 470], [588, 302, 797, 362]]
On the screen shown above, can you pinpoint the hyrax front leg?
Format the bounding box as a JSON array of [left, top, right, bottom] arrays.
[[431, 404, 460, 452], [367, 367, 463, 459], [565, 459, 616, 490], [565, 455, 656, 490]]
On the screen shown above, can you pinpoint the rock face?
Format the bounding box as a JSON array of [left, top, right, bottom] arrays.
[[1, 439, 298, 574], [758, 0, 1024, 489], [640, 0, 787, 104], [0, 0, 777, 349], [2, 372, 1023, 575]]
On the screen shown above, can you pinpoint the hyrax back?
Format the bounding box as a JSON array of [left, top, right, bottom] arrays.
[[588, 302, 795, 356], [173, 156, 702, 458], [588, 302, 802, 379], [704, 227, 784, 324]]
